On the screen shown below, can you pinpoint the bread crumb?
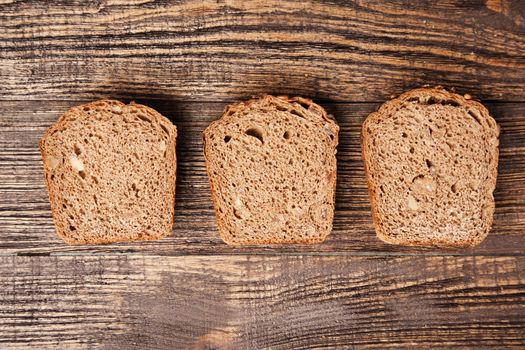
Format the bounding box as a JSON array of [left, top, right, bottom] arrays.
[[69, 155, 84, 172], [234, 197, 242, 209], [111, 106, 122, 114], [407, 195, 419, 210], [413, 176, 435, 193], [47, 156, 60, 170]]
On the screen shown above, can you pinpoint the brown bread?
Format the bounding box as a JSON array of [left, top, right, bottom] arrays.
[[203, 95, 339, 245], [362, 88, 499, 247], [39, 100, 177, 244]]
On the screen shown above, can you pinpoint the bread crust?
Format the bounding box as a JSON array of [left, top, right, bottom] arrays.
[[203, 95, 339, 245], [40, 100, 177, 245], [362, 87, 499, 248]]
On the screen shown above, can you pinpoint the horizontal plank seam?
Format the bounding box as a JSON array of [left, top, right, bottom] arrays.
[[3, 252, 525, 257], [1, 99, 525, 104]]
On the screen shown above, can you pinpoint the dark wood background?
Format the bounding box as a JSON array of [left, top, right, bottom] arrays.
[[1, 1, 524, 348]]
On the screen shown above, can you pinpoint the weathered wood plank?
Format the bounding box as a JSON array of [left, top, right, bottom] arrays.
[[0, 100, 523, 255], [1, 1, 524, 102], [0, 255, 523, 349]]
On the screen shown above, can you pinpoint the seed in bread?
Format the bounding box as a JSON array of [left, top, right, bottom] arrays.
[[39, 100, 177, 245], [362, 88, 499, 247], [203, 95, 339, 245]]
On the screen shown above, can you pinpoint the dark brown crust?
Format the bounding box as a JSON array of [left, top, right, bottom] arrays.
[[361, 87, 499, 248], [39, 100, 177, 245], [203, 95, 339, 245]]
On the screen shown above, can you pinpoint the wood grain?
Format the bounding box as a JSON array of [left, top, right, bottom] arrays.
[[0, 255, 523, 349], [1, 0, 525, 102], [1, 100, 523, 255]]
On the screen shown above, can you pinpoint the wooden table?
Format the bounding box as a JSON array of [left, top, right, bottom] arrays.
[[1, 1, 524, 348]]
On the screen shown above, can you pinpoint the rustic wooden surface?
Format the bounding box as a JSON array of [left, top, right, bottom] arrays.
[[1, 256, 524, 349], [1, 0, 524, 348], [1, 0, 525, 102]]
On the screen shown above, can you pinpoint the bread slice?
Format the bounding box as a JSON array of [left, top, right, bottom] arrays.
[[362, 88, 499, 247], [39, 100, 177, 245], [203, 95, 339, 245]]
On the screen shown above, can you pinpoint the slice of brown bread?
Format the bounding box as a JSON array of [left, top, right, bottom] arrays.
[[203, 95, 339, 245], [362, 88, 499, 248], [39, 100, 177, 245]]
